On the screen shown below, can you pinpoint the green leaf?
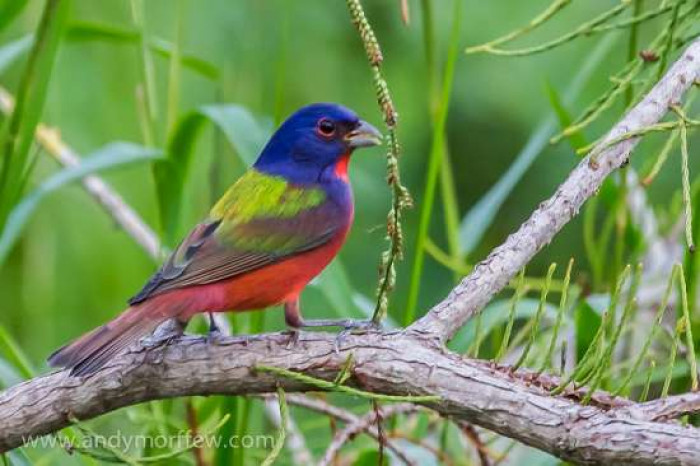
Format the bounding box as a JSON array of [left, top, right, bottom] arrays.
[[0, 34, 33, 75], [0, 142, 163, 264], [65, 21, 220, 80], [0, 0, 29, 32], [0, 0, 71, 228], [458, 35, 616, 255], [199, 104, 273, 165]]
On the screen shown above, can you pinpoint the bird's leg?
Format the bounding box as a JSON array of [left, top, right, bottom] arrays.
[[208, 313, 220, 334], [206, 312, 226, 344], [284, 299, 378, 352], [284, 298, 376, 330]]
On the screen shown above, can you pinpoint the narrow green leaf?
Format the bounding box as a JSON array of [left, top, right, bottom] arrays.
[[0, 142, 163, 264], [261, 388, 287, 466], [405, 0, 461, 324], [0, 0, 71, 226], [156, 112, 207, 242], [65, 20, 138, 42], [199, 104, 273, 165]]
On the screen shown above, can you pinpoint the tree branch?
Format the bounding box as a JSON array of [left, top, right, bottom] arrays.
[[410, 38, 700, 341], [1, 332, 699, 464]]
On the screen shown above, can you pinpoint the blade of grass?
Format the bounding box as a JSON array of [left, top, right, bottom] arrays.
[[613, 264, 677, 396], [496, 269, 527, 361], [662, 319, 683, 397], [583, 264, 641, 404], [639, 359, 655, 402], [165, 0, 184, 134], [513, 263, 557, 370], [421, 0, 461, 281], [539, 258, 574, 372], [404, 0, 461, 324], [130, 0, 158, 146], [0, 0, 71, 227], [261, 388, 288, 466], [677, 265, 698, 391]]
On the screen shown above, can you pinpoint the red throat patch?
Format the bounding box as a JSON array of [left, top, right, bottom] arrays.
[[334, 152, 351, 180]]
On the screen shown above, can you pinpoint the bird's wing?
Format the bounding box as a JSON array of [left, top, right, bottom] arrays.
[[129, 170, 340, 304]]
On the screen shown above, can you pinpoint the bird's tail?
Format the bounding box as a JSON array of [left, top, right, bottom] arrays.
[[48, 305, 164, 376]]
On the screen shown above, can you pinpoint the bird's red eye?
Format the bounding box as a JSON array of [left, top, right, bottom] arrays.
[[317, 118, 336, 138]]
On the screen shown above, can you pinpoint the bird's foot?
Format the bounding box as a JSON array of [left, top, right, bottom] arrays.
[[206, 328, 226, 345], [289, 318, 379, 354], [205, 313, 226, 345], [295, 318, 378, 331], [335, 320, 380, 354]]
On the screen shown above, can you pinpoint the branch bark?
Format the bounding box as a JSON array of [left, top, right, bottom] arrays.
[[1, 332, 699, 464], [2, 34, 700, 466]]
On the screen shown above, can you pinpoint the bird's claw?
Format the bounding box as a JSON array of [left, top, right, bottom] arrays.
[[205, 329, 225, 345]]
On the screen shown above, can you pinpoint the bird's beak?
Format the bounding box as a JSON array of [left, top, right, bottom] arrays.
[[345, 120, 383, 148]]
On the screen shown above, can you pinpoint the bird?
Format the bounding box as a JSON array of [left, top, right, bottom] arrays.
[[48, 102, 383, 376]]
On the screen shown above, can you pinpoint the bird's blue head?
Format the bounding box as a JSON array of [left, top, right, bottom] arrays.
[[253, 103, 382, 184]]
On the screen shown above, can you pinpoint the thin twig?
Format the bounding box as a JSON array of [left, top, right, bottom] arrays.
[[272, 393, 416, 465]]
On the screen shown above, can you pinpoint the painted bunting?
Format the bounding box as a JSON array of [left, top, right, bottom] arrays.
[[48, 103, 382, 376]]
